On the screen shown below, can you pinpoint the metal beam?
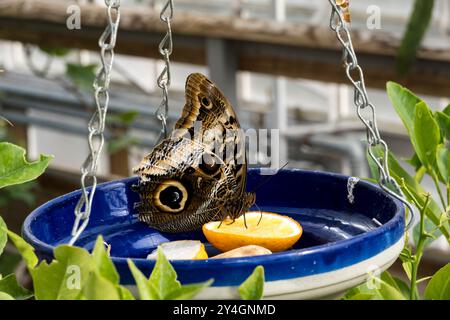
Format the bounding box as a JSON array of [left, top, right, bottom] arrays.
[[206, 39, 238, 107], [1, 0, 450, 97]]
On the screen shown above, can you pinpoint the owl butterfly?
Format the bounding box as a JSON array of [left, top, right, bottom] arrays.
[[133, 73, 256, 232]]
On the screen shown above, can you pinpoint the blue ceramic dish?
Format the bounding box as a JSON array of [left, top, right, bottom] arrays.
[[23, 168, 405, 299]]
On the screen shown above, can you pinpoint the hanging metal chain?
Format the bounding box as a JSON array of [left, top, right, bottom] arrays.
[[329, 0, 414, 229], [69, 0, 121, 245], [155, 0, 174, 143]]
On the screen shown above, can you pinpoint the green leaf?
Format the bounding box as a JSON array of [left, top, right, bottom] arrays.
[[66, 63, 97, 91], [117, 286, 135, 300], [92, 236, 119, 284], [0, 251, 22, 276], [238, 266, 264, 300], [82, 272, 121, 300], [443, 104, 450, 116], [166, 279, 213, 300], [0, 292, 14, 300], [435, 111, 450, 141], [107, 136, 139, 154], [436, 144, 450, 185], [346, 293, 375, 300], [370, 146, 450, 242], [107, 111, 140, 126], [424, 263, 450, 300], [386, 81, 421, 139], [396, 0, 435, 75], [406, 153, 422, 172], [380, 272, 410, 299], [31, 245, 94, 300], [127, 259, 157, 300], [7, 230, 38, 269], [346, 273, 406, 300], [0, 142, 53, 189], [0, 216, 6, 257], [0, 181, 38, 207], [375, 278, 407, 300], [413, 101, 440, 170], [149, 248, 182, 299], [0, 274, 32, 300], [413, 215, 443, 248], [127, 251, 209, 300], [39, 46, 70, 57]]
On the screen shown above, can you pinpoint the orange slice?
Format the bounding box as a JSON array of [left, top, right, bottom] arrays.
[[202, 211, 302, 252]]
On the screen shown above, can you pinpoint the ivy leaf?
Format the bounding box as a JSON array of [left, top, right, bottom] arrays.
[[127, 259, 158, 300], [443, 104, 450, 116], [344, 272, 406, 300], [149, 248, 182, 299], [127, 249, 209, 300], [82, 272, 121, 300], [424, 263, 450, 300], [92, 236, 119, 284], [0, 142, 53, 189], [380, 272, 410, 299], [413, 101, 440, 171], [0, 292, 14, 300], [66, 63, 97, 91], [238, 266, 264, 300], [117, 286, 135, 300], [0, 216, 6, 257], [0, 251, 22, 276], [374, 278, 406, 300], [7, 230, 38, 269], [166, 279, 213, 300], [31, 245, 94, 300], [0, 274, 32, 300]]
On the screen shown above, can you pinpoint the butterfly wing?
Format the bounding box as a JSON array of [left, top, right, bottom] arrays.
[[133, 73, 255, 232]]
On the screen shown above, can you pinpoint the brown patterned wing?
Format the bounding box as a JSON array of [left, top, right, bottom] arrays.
[[173, 73, 248, 195], [133, 73, 255, 232]]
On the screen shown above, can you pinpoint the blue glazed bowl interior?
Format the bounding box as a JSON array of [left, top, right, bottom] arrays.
[[24, 168, 402, 257], [23, 169, 404, 285]]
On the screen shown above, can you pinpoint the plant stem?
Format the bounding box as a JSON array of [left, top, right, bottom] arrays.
[[409, 195, 430, 300], [431, 172, 446, 210], [446, 185, 450, 208]]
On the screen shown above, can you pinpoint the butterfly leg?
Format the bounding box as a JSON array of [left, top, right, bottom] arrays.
[[226, 218, 236, 225], [243, 211, 248, 229], [254, 203, 263, 226]]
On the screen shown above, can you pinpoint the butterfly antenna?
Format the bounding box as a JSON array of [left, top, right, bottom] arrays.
[[250, 162, 289, 193]]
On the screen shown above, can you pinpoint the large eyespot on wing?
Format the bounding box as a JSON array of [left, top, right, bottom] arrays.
[[153, 179, 189, 214]]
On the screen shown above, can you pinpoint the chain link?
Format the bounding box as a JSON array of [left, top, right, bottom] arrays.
[[155, 0, 174, 143], [329, 0, 414, 229], [69, 0, 121, 245]]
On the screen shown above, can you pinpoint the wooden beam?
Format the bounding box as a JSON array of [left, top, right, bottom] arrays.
[[1, 0, 450, 97]]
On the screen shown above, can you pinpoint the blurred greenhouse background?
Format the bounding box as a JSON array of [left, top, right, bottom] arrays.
[[0, 0, 449, 276]]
